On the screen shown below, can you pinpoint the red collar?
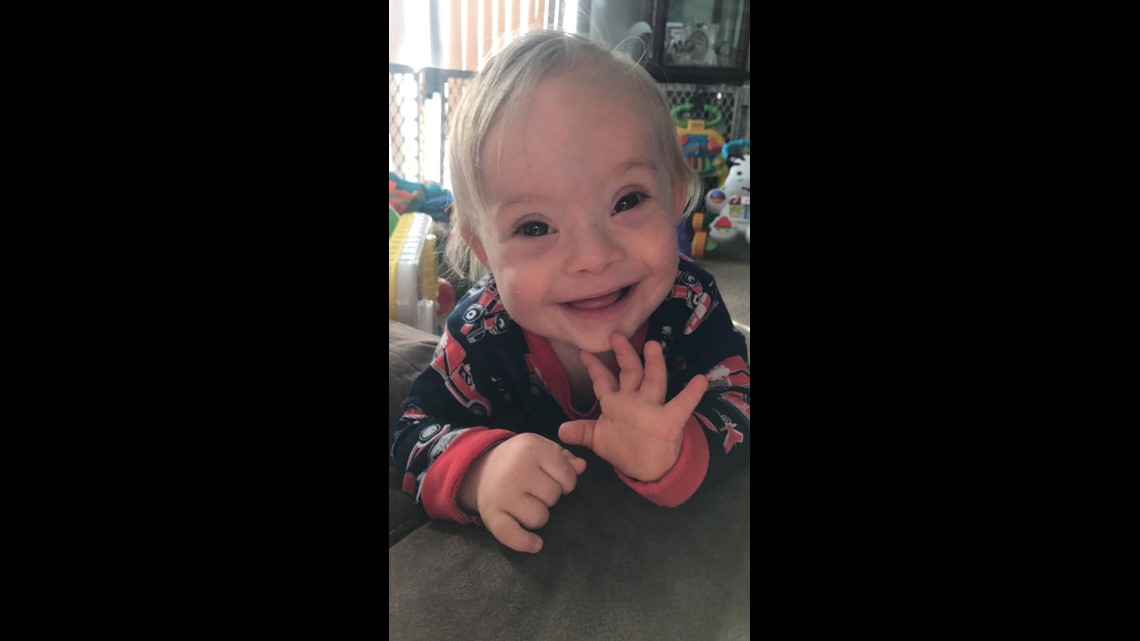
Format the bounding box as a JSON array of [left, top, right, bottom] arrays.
[[521, 324, 649, 418]]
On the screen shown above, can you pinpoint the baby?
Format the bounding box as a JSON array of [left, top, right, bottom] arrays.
[[391, 31, 750, 553]]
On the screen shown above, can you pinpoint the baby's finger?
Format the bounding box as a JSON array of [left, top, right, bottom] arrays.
[[484, 510, 543, 554], [611, 333, 644, 391], [640, 340, 668, 403], [547, 438, 589, 494], [527, 477, 564, 508], [509, 494, 552, 531], [562, 448, 588, 475], [580, 350, 619, 397], [665, 373, 709, 423]]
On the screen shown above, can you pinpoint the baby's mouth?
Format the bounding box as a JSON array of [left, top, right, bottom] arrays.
[[564, 286, 632, 311]]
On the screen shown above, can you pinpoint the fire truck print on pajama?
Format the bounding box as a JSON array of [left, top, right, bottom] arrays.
[[430, 331, 492, 416], [695, 355, 750, 454], [460, 280, 510, 344], [672, 271, 719, 334], [397, 405, 474, 499]]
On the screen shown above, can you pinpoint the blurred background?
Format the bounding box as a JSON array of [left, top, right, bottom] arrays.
[[389, 0, 749, 187]]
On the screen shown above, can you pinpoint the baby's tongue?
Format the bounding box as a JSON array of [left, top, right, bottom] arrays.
[[568, 289, 622, 310]]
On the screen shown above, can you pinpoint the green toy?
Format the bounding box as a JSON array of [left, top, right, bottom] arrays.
[[672, 103, 727, 182]]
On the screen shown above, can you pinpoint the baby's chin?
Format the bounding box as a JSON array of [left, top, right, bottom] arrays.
[[575, 338, 618, 356], [571, 329, 637, 356]]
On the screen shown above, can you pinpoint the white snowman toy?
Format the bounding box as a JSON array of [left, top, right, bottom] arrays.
[[704, 153, 750, 245]]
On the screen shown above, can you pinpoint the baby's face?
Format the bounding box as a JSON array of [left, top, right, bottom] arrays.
[[471, 71, 682, 355]]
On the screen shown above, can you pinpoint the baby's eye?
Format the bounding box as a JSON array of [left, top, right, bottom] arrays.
[[516, 221, 551, 237], [615, 192, 647, 213]]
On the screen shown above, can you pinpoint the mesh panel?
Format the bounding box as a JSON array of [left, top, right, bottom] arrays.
[[739, 85, 750, 140], [441, 75, 473, 189], [389, 68, 420, 180]]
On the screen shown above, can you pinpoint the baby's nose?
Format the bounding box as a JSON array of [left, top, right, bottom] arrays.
[[565, 225, 623, 274]]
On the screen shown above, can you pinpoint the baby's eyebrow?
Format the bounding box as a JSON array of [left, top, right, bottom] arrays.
[[609, 159, 653, 175], [496, 193, 543, 211], [494, 160, 655, 211]]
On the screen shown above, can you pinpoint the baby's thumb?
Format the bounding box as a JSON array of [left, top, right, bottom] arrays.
[[558, 419, 596, 449]]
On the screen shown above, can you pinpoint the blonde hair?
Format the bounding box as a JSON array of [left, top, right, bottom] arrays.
[[444, 30, 703, 282]]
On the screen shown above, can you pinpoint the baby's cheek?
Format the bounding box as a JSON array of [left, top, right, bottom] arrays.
[[645, 270, 674, 305], [494, 270, 542, 314], [651, 232, 680, 269], [650, 240, 681, 294]]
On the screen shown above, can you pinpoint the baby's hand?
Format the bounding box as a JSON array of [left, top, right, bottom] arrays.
[[458, 433, 587, 554], [558, 334, 708, 482]]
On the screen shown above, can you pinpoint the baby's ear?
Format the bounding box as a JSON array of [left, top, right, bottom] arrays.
[[463, 229, 490, 267], [673, 181, 687, 222]]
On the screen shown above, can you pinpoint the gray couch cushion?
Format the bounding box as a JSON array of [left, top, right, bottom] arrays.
[[389, 452, 750, 640]]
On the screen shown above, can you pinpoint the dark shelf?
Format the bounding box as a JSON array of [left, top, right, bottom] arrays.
[[646, 65, 749, 85]]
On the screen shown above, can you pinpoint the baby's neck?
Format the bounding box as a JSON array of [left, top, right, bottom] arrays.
[[549, 340, 615, 411], [549, 339, 616, 375]]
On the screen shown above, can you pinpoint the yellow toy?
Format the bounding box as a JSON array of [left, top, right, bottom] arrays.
[[389, 213, 442, 334]]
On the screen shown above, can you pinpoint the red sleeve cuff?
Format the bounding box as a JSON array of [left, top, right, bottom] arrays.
[[615, 417, 709, 507], [420, 428, 515, 524]]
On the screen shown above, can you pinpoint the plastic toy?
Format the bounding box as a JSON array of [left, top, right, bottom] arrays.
[[388, 171, 454, 223], [704, 143, 750, 246], [721, 139, 750, 163], [679, 141, 750, 258], [672, 104, 726, 182], [389, 212, 456, 335]]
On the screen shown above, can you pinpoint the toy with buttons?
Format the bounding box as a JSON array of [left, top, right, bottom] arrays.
[[687, 140, 749, 257]]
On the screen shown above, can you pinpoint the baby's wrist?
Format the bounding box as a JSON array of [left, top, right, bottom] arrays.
[[623, 441, 682, 482], [457, 449, 493, 514]]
